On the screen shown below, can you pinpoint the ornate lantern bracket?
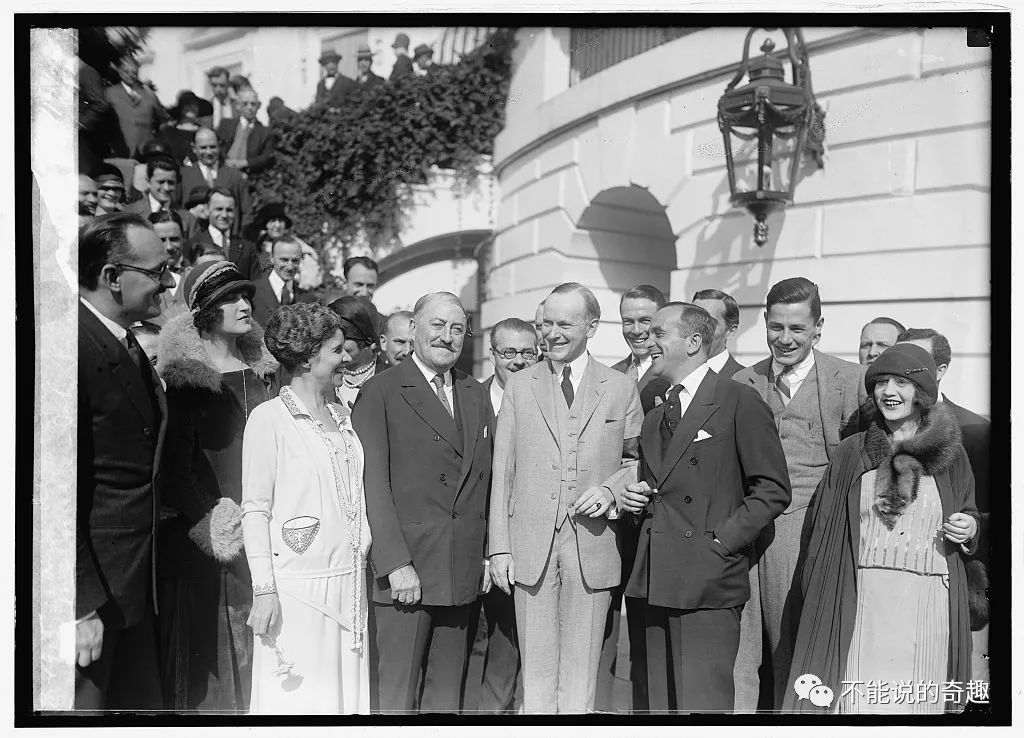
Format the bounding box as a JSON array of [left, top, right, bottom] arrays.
[[717, 28, 826, 246]]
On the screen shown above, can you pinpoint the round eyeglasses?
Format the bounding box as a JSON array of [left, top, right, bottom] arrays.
[[494, 347, 537, 360]]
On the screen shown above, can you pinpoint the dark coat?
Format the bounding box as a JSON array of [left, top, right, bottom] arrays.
[[249, 274, 319, 328], [104, 82, 170, 159], [79, 61, 127, 169], [719, 353, 745, 379], [351, 357, 493, 607], [355, 71, 386, 90], [784, 403, 979, 713], [215, 118, 277, 175], [77, 301, 168, 628], [315, 74, 357, 105], [624, 369, 791, 609], [610, 354, 672, 415], [389, 55, 414, 81], [184, 230, 260, 280], [179, 163, 251, 236]]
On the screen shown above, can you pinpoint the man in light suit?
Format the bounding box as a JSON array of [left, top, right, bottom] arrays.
[[596, 283, 667, 713], [732, 276, 868, 709], [104, 55, 170, 159], [621, 302, 791, 712], [489, 282, 643, 713], [462, 318, 537, 713], [352, 292, 492, 713], [77, 212, 175, 709]]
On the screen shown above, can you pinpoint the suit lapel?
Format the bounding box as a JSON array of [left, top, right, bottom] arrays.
[[80, 303, 155, 428], [454, 374, 479, 498], [745, 358, 773, 404], [399, 361, 461, 452], [640, 407, 665, 482], [531, 367, 559, 444], [814, 350, 843, 456], [575, 357, 606, 436], [657, 371, 720, 488]]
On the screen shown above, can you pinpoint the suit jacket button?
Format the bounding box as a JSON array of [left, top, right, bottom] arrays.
[[440, 473, 447, 482], [434, 435, 440, 441], [653, 493, 662, 503], [689, 457, 698, 465], [684, 529, 693, 538], [684, 495, 692, 503], [646, 529, 651, 535], [452, 511, 459, 519], [143, 427, 151, 437], [478, 471, 484, 480]]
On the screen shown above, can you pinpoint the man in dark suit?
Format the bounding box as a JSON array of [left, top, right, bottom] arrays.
[[184, 187, 259, 279], [217, 88, 277, 176], [898, 327, 991, 682], [104, 55, 170, 159], [389, 33, 415, 81], [179, 126, 251, 236], [250, 235, 316, 327], [461, 318, 536, 713], [77, 212, 176, 710], [692, 289, 745, 379], [205, 66, 234, 129], [621, 302, 791, 712], [732, 277, 867, 709], [596, 283, 667, 713], [352, 292, 492, 713], [414, 44, 445, 79], [123, 156, 179, 218], [355, 43, 386, 89], [314, 49, 357, 106]]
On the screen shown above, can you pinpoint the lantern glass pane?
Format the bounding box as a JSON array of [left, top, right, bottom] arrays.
[[768, 129, 800, 196], [727, 125, 763, 194]]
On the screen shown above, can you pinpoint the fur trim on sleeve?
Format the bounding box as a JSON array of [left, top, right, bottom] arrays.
[[188, 497, 244, 562], [965, 557, 990, 629]]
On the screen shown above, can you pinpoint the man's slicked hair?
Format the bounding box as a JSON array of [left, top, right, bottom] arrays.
[[146, 155, 179, 180], [620, 284, 667, 310], [206, 65, 230, 80], [413, 291, 467, 322], [490, 317, 536, 349], [897, 327, 952, 368], [549, 282, 601, 322], [692, 288, 740, 330], [384, 310, 414, 338], [78, 212, 154, 290], [863, 316, 907, 334], [663, 301, 716, 354], [765, 276, 822, 321], [344, 255, 379, 279]]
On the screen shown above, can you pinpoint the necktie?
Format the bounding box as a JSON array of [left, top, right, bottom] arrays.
[[560, 365, 574, 408], [280, 283, 292, 306], [227, 119, 250, 163], [627, 358, 640, 385], [774, 366, 793, 407], [661, 385, 684, 436], [432, 374, 453, 418], [124, 330, 146, 371], [205, 166, 216, 188]]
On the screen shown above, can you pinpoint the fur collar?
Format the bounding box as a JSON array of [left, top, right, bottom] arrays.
[[862, 402, 962, 529], [158, 311, 279, 392]]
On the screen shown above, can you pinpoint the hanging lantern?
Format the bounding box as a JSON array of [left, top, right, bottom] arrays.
[[717, 28, 826, 246]]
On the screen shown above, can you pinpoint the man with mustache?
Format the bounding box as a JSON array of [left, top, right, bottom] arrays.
[[380, 310, 414, 367], [352, 292, 492, 713], [732, 276, 867, 709], [488, 282, 642, 713]]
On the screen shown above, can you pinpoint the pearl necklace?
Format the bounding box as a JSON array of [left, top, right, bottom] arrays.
[[342, 359, 375, 387]]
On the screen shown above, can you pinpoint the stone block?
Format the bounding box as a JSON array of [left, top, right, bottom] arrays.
[[921, 27, 993, 76], [812, 29, 922, 96], [797, 139, 916, 202], [915, 126, 990, 191], [515, 172, 563, 223], [493, 220, 537, 265], [598, 106, 636, 191]]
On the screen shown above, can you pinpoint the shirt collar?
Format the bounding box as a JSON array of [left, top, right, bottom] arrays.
[[207, 224, 226, 246], [706, 349, 731, 374], [412, 351, 451, 387], [936, 392, 945, 404], [199, 161, 217, 177], [268, 269, 291, 297], [676, 361, 711, 398], [80, 296, 128, 343], [148, 194, 164, 212], [554, 351, 590, 380], [771, 348, 815, 382]]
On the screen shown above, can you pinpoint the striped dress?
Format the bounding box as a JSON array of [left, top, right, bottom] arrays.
[[838, 470, 949, 714]]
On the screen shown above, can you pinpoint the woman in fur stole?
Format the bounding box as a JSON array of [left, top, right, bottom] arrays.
[[785, 343, 979, 714], [156, 260, 279, 712]]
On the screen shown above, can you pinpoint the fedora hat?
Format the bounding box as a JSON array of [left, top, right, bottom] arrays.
[[169, 90, 214, 120], [356, 42, 375, 59], [413, 43, 433, 59], [318, 49, 342, 65]]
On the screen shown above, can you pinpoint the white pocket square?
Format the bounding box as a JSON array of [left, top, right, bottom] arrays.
[[694, 429, 713, 442]]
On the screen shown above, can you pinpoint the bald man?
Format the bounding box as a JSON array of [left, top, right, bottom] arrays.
[[216, 88, 277, 175]]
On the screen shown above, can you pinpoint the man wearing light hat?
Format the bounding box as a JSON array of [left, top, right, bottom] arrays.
[[390, 32, 414, 81], [355, 43, 385, 89], [315, 48, 356, 106], [414, 43, 443, 79]]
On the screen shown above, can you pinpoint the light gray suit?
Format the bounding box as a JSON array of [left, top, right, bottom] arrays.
[[488, 356, 642, 712], [732, 349, 868, 709]]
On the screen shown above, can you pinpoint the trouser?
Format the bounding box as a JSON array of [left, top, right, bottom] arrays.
[[645, 604, 742, 713], [74, 613, 162, 711], [462, 587, 521, 713], [514, 523, 613, 713], [733, 557, 762, 712], [370, 600, 472, 713], [758, 507, 808, 710], [594, 518, 647, 712]]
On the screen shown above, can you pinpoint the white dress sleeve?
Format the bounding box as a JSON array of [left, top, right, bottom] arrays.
[[242, 403, 279, 594]]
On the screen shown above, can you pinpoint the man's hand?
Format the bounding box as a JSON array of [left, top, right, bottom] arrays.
[[574, 485, 614, 518], [388, 564, 421, 606], [480, 560, 493, 595], [620, 481, 654, 514], [489, 554, 515, 595], [942, 513, 978, 545], [75, 612, 104, 668], [247, 592, 282, 637]]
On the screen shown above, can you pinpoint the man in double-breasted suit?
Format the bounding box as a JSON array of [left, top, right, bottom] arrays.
[[216, 89, 277, 176], [621, 302, 791, 712], [732, 276, 867, 709], [77, 212, 176, 710], [352, 292, 492, 713], [488, 283, 643, 713]]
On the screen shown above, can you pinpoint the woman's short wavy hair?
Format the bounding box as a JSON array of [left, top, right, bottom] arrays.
[[264, 303, 342, 371]]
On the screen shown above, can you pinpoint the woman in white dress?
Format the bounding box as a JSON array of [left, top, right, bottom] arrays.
[[241, 302, 371, 714]]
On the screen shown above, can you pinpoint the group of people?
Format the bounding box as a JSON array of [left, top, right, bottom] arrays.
[[75, 210, 991, 715]]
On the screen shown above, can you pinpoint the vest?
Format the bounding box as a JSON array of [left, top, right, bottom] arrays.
[[768, 365, 830, 513], [551, 368, 586, 530]]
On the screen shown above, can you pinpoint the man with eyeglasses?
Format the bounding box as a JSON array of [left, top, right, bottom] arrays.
[[76, 212, 175, 710], [461, 318, 537, 713], [217, 88, 277, 176]]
